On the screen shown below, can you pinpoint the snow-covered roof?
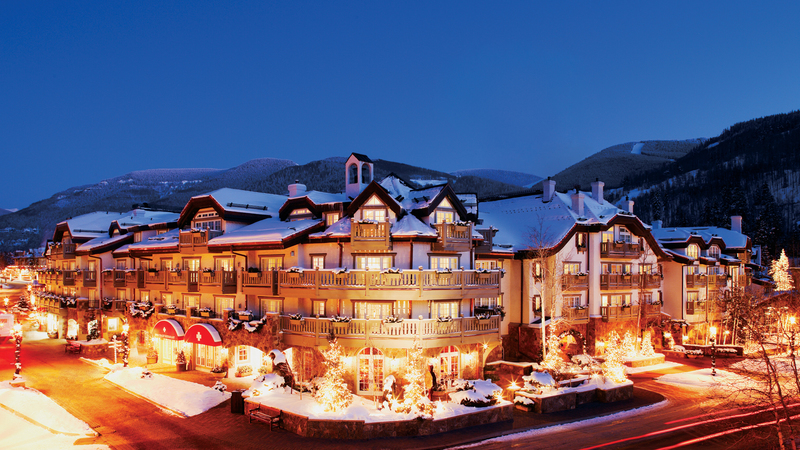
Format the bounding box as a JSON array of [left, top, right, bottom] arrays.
[[379, 175, 414, 202], [291, 190, 347, 205], [310, 217, 351, 238], [76, 233, 131, 252], [113, 209, 180, 228], [208, 218, 321, 246], [478, 190, 623, 252], [61, 212, 129, 240], [402, 185, 446, 210], [126, 229, 180, 252], [197, 188, 288, 214], [651, 226, 748, 249], [391, 215, 438, 237]]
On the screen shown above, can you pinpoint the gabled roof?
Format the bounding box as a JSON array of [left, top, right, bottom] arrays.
[[177, 188, 283, 228], [75, 233, 134, 255], [126, 229, 180, 254], [348, 153, 373, 163], [53, 211, 129, 243], [407, 183, 469, 221], [344, 181, 404, 218], [207, 218, 324, 251], [651, 226, 750, 251]]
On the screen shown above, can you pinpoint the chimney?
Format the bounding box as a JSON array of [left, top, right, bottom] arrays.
[[591, 178, 604, 203], [623, 196, 634, 214], [543, 177, 556, 202], [652, 220, 662, 229], [731, 215, 742, 234], [288, 180, 307, 198], [571, 190, 585, 216]]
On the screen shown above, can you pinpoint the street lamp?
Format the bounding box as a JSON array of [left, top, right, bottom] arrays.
[[12, 323, 23, 379], [790, 317, 797, 359], [122, 322, 130, 368], [709, 325, 717, 376]]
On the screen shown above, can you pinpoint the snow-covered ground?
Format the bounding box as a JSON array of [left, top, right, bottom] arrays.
[[104, 367, 230, 417], [247, 384, 510, 423], [626, 361, 683, 374], [0, 381, 107, 450], [730, 355, 800, 376]]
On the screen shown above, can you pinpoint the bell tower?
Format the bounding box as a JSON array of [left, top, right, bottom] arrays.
[[345, 153, 373, 199]]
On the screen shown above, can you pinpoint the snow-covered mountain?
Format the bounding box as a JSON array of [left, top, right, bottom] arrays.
[[450, 169, 542, 188], [540, 139, 702, 189], [0, 208, 15, 217]]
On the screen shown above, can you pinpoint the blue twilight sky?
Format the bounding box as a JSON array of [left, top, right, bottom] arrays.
[[2, 1, 800, 210]]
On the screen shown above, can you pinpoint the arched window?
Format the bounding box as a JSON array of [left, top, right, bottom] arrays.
[[348, 164, 358, 184], [361, 164, 371, 184], [687, 244, 700, 259], [708, 245, 720, 259], [358, 347, 384, 394]]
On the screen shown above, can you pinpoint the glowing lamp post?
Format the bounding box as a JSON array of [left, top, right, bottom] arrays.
[[790, 317, 797, 358], [709, 325, 717, 376], [13, 323, 23, 379], [122, 322, 130, 368]]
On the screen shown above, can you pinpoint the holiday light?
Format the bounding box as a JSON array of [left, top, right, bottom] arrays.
[[770, 249, 794, 292], [317, 338, 352, 412], [601, 332, 628, 384]]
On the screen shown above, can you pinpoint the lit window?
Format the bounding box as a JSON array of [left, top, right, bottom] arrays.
[[687, 244, 700, 259], [431, 256, 459, 271], [312, 300, 326, 317], [435, 301, 459, 318], [356, 256, 393, 271], [475, 260, 498, 270], [260, 256, 283, 271], [434, 210, 454, 224], [238, 346, 249, 362], [563, 262, 581, 275], [363, 209, 386, 222], [326, 213, 340, 226], [107, 318, 119, 332], [311, 255, 325, 270], [261, 298, 282, 314], [216, 297, 234, 316]]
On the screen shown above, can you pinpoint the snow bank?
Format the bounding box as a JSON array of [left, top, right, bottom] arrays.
[[655, 369, 756, 393], [0, 408, 109, 450], [0, 381, 96, 435], [105, 367, 230, 417]]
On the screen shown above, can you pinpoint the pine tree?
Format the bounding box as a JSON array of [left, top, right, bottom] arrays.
[[640, 331, 656, 357], [601, 332, 627, 384], [401, 343, 427, 412], [620, 331, 637, 358], [770, 249, 794, 292], [317, 338, 353, 412]]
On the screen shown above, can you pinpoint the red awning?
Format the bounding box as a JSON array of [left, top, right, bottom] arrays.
[[152, 319, 185, 341], [184, 323, 222, 347]]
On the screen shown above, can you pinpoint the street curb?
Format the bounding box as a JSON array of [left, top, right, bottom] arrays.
[[103, 378, 189, 418], [0, 400, 99, 437]]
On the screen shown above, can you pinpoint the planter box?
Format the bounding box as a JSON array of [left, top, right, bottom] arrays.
[[521, 391, 577, 413], [200, 311, 212, 318], [238, 314, 252, 321], [597, 384, 634, 403], [331, 322, 350, 332], [147, 356, 158, 364], [477, 273, 493, 280], [176, 363, 187, 372]]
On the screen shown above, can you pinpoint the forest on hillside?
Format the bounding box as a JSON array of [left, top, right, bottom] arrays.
[[614, 110, 800, 264]]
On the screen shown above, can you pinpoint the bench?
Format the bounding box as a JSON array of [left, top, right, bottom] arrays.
[[65, 342, 82, 354], [248, 405, 281, 431]]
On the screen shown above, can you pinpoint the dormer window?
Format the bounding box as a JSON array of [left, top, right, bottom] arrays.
[[362, 196, 387, 222], [325, 212, 340, 226], [687, 244, 700, 259], [134, 232, 142, 243], [434, 198, 455, 223], [289, 208, 313, 222], [618, 227, 632, 243], [193, 209, 221, 231], [708, 245, 720, 259]]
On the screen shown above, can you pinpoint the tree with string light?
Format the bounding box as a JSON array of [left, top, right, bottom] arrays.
[[770, 249, 794, 292], [317, 337, 352, 412], [122, 321, 130, 368], [12, 323, 23, 379]]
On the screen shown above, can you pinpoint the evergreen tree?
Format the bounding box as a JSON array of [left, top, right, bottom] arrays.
[[317, 338, 353, 412], [770, 249, 794, 292]]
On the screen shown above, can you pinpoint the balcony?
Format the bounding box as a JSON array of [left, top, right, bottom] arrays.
[[600, 305, 640, 322], [685, 274, 707, 288], [600, 274, 638, 290], [242, 270, 278, 295], [62, 243, 76, 260], [199, 270, 237, 294], [708, 274, 728, 289], [562, 274, 589, 291], [179, 229, 223, 252], [144, 270, 165, 286], [350, 220, 391, 251], [279, 314, 501, 348], [432, 223, 473, 252], [276, 268, 501, 301], [563, 306, 589, 323], [62, 270, 76, 286], [644, 303, 661, 317], [83, 271, 97, 287], [113, 270, 128, 287], [600, 241, 641, 259], [640, 274, 661, 289]]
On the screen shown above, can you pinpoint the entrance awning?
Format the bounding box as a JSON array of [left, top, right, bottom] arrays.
[[184, 323, 222, 346], [152, 319, 185, 341]]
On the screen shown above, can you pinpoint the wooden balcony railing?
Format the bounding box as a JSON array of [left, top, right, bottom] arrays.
[[62, 270, 76, 286], [640, 274, 662, 289], [563, 307, 589, 322], [644, 303, 661, 317], [62, 243, 76, 259], [432, 223, 472, 252], [144, 270, 165, 284], [708, 274, 729, 288], [83, 270, 97, 287], [351, 220, 391, 251], [179, 229, 223, 250], [279, 314, 501, 347], [686, 301, 706, 316], [276, 268, 501, 301], [686, 274, 707, 288], [600, 241, 641, 258], [114, 270, 127, 287], [600, 305, 640, 322], [600, 274, 639, 290], [562, 274, 589, 291]]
